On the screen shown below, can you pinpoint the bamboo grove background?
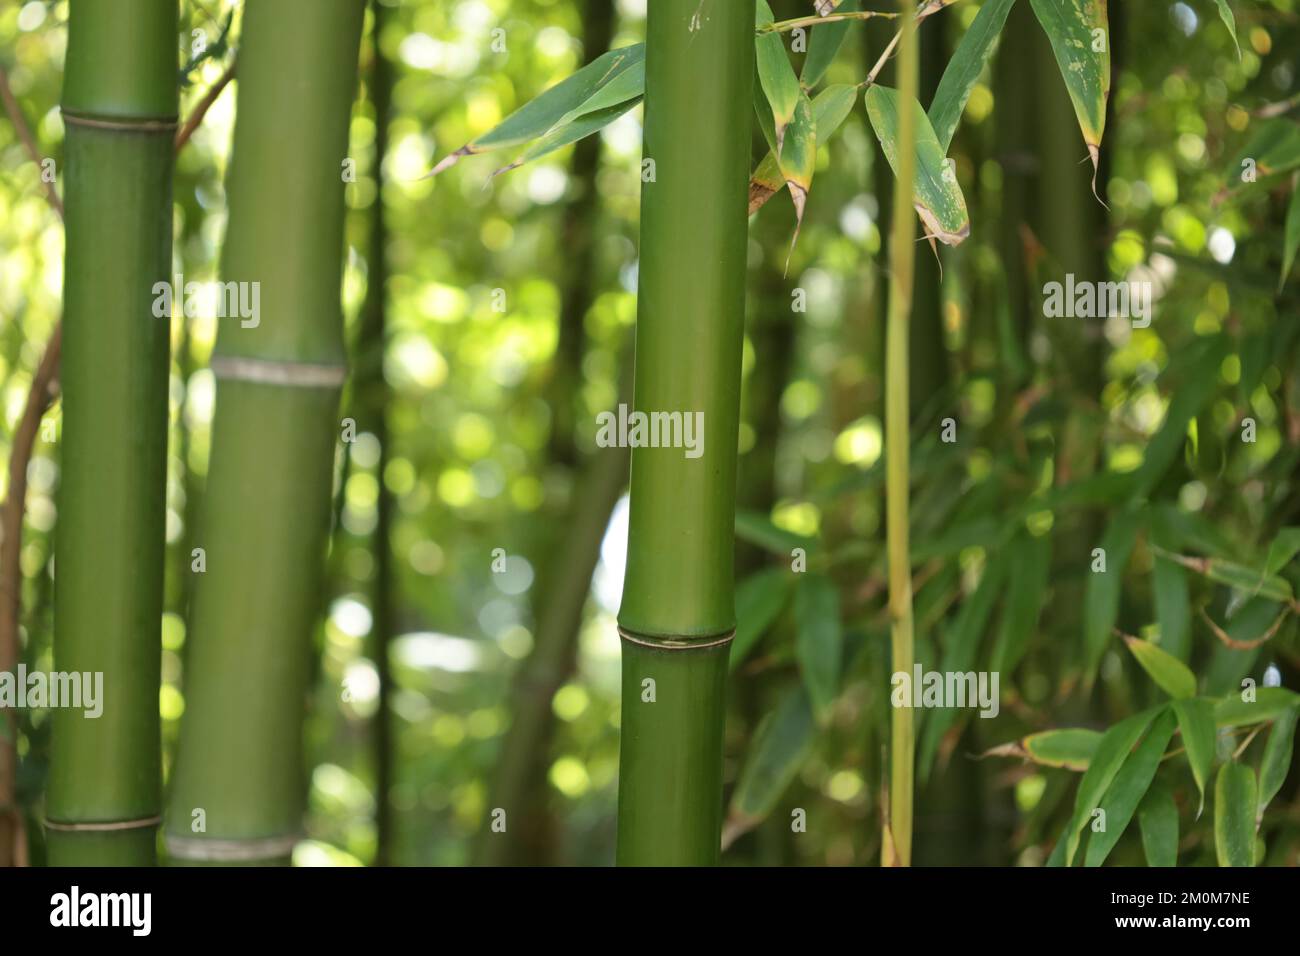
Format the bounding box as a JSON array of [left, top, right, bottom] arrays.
[[1, 0, 1299, 866]]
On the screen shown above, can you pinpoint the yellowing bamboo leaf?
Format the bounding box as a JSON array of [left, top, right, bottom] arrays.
[[426, 43, 645, 176], [1214, 762, 1257, 866], [865, 84, 970, 246], [1028, 0, 1110, 196], [779, 93, 816, 267], [1125, 636, 1197, 699], [750, 84, 856, 215], [928, 0, 1017, 153], [756, 1, 801, 153], [982, 728, 1101, 770]]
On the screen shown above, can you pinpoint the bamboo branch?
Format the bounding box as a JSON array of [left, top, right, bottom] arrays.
[[174, 58, 237, 151], [761, 11, 899, 34]]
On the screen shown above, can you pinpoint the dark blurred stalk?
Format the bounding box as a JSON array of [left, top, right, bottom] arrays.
[[165, 0, 365, 866], [475, 0, 615, 867], [615, 0, 753, 866], [47, 0, 177, 867]]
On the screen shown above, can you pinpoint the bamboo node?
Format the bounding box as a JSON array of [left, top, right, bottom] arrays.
[[617, 626, 735, 651], [60, 110, 179, 132], [43, 815, 161, 832], [164, 831, 302, 862], [211, 355, 349, 389]]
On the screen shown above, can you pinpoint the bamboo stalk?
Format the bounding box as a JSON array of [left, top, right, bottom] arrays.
[[164, 0, 366, 867], [45, 0, 178, 867], [615, 0, 754, 866], [883, 0, 919, 868]]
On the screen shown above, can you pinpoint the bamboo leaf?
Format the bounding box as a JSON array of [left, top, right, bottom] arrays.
[[1125, 636, 1197, 699], [1066, 706, 1161, 865], [1214, 761, 1257, 866], [802, 0, 860, 87], [1282, 185, 1300, 290], [1151, 536, 1192, 663], [1227, 120, 1300, 189], [1085, 708, 1177, 866], [1137, 782, 1179, 867], [1172, 697, 1216, 816], [1214, 687, 1300, 728], [730, 569, 792, 669], [754, 85, 863, 215], [1257, 705, 1298, 822], [727, 686, 816, 821], [864, 84, 970, 245], [990, 530, 1050, 675], [1083, 510, 1142, 675], [426, 43, 646, 176], [1264, 526, 1300, 576], [927, 0, 1017, 152], [779, 93, 817, 258], [490, 100, 640, 178], [1028, 0, 1110, 191], [982, 728, 1100, 770], [734, 509, 817, 556], [794, 573, 843, 719], [1156, 551, 1294, 604], [756, 1, 802, 152], [1212, 0, 1242, 59]]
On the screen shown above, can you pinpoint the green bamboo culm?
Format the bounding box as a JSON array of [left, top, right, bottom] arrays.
[[615, 0, 755, 866], [883, 0, 919, 868], [164, 0, 366, 866], [47, 0, 178, 867]]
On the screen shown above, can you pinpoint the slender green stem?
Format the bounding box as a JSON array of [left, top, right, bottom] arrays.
[[883, 0, 919, 868], [761, 11, 899, 34], [616, 0, 754, 866], [47, 0, 178, 867]]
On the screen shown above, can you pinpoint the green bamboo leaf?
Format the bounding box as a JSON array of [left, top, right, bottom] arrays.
[[779, 93, 817, 257], [1151, 537, 1192, 663], [1228, 120, 1300, 188], [1137, 782, 1179, 866], [801, 0, 860, 87], [1155, 551, 1294, 604], [1214, 761, 1257, 866], [794, 573, 843, 719], [1213, 0, 1242, 59], [1172, 697, 1216, 816], [734, 509, 816, 557], [1028, 0, 1110, 191], [727, 686, 816, 821], [490, 100, 641, 178], [750, 84, 865, 214], [1264, 527, 1300, 576], [1283, 185, 1300, 291], [927, 0, 1017, 152], [427, 43, 646, 176], [1066, 706, 1161, 865], [1023, 728, 1101, 770], [756, 1, 801, 152], [730, 569, 792, 669], [1083, 510, 1142, 675], [864, 84, 970, 245], [990, 530, 1050, 675], [1214, 687, 1300, 728], [1125, 637, 1197, 699], [1085, 709, 1177, 866], [1257, 705, 1298, 821]]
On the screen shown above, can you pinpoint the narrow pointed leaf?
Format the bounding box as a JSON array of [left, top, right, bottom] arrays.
[[1083, 510, 1142, 675], [730, 569, 792, 669], [1028, 0, 1110, 186], [1282, 186, 1300, 291], [1214, 762, 1257, 866], [801, 0, 860, 87], [1172, 697, 1216, 815], [865, 84, 970, 245], [1137, 782, 1179, 866], [1023, 728, 1101, 770], [1257, 705, 1298, 820], [1066, 706, 1161, 865], [928, 0, 1017, 152], [1085, 709, 1177, 866], [1263, 527, 1300, 576], [734, 509, 817, 556], [1214, 687, 1300, 727], [794, 573, 843, 719], [728, 687, 816, 821], [756, 1, 801, 152], [1151, 527, 1191, 662], [427, 43, 645, 175], [991, 531, 1050, 674], [491, 100, 640, 178], [1213, 0, 1242, 59], [779, 93, 817, 260], [1126, 637, 1197, 699]]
